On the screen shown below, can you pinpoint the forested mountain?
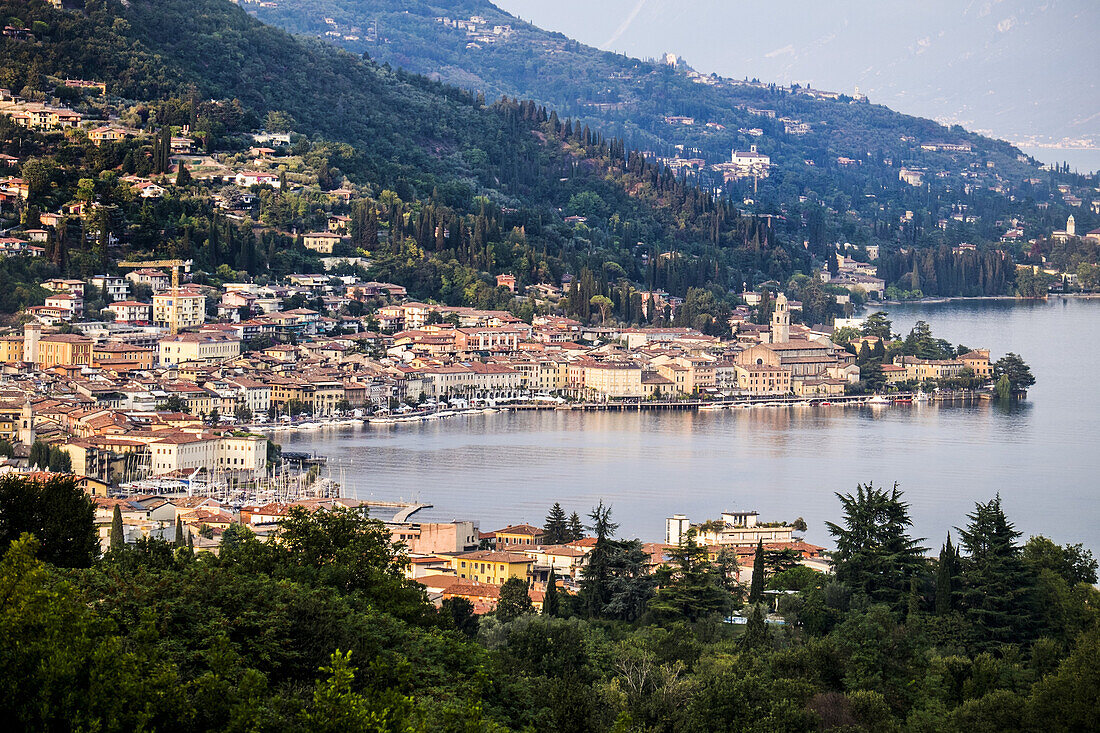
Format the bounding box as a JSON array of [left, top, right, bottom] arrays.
[[247, 0, 1100, 294], [0, 0, 803, 326]]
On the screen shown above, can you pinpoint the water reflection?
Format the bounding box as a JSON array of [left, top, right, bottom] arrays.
[[284, 299, 1100, 551]]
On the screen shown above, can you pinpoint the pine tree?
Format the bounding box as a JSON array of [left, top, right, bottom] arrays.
[[567, 512, 584, 541], [958, 495, 1037, 651], [649, 530, 732, 622], [110, 504, 124, 551], [748, 539, 765, 604], [825, 482, 928, 610], [543, 502, 568, 545], [544, 567, 560, 617], [935, 533, 959, 615]]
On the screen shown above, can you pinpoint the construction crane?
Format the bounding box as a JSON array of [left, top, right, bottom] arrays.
[[118, 259, 193, 334]]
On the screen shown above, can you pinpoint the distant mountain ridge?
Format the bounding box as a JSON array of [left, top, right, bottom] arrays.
[[245, 0, 1096, 259], [494, 0, 1099, 151]]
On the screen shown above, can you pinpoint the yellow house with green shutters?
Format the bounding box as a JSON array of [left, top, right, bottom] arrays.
[[451, 550, 533, 585]]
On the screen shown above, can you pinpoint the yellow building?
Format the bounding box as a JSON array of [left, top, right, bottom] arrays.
[[655, 361, 691, 394], [38, 333, 93, 368], [489, 523, 544, 548], [881, 364, 909, 384], [792, 378, 846, 397], [960, 349, 992, 379], [583, 361, 644, 398], [268, 378, 312, 411], [94, 342, 156, 371], [302, 232, 342, 254], [652, 354, 719, 395], [0, 402, 20, 441], [898, 357, 965, 382], [153, 288, 206, 330], [0, 335, 23, 363], [159, 332, 240, 366], [733, 363, 791, 394], [451, 550, 533, 585]]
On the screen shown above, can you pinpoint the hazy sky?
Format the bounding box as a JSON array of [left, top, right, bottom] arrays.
[[496, 0, 1099, 148]]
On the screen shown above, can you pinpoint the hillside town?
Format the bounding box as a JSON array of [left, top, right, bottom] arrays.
[[0, 62, 1032, 542], [0, 279, 1006, 483]]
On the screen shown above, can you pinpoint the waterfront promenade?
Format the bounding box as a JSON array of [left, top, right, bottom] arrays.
[[508, 390, 990, 412]]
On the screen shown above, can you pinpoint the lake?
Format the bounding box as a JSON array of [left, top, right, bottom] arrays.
[[279, 297, 1100, 554]]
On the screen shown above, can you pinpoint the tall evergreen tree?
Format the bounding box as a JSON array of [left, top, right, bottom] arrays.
[[825, 482, 928, 610], [748, 539, 765, 604], [543, 502, 568, 545], [958, 495, 1037, 651], [175, 515, 185, 547], [543, 567, 560, 617], [580, 501, 617, 616], [741, 603, 769, 649], [110, 504, 124, 551], [649, 529, 732, 622], [567, 511, 585, 541], [934, 533, 960, 615]]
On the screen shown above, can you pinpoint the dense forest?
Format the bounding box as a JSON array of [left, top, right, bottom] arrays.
[[2, 474, 1098, 731], [877, 247, 1015, 299]]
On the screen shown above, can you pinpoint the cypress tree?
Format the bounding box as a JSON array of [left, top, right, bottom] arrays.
[[175, 515, 185, 547], [742, 603, 768, 648], [544, 567, 560, 617], [748, 539, 765, 604], [110, 504, 124, 551], [935, 533, 959, 615]]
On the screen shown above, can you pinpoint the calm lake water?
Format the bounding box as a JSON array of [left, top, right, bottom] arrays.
[[280, 297, 1100, 553]]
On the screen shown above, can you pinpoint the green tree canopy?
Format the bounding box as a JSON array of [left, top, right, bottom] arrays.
[[826, 482, 928, 610], [0, 474, 97, 567]]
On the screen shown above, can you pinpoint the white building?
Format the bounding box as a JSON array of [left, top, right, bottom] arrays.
[[158, 332, 240, 365], [107, 300, 152, 324], [666, 514, 691, 545], [145, 431, 267, 476], [234, 170, 280, 188], [43, 292, 83, 319], [125, 268, 171, 292], [90, 275, 129, 302]]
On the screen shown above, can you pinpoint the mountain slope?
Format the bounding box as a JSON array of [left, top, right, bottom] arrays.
[[496, 0, 1099, 149], [247, 0, 1097, 266], [3, 0, 806, 322]]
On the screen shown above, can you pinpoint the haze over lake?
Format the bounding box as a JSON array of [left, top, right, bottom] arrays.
[[280, 298, 1099, 553]]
